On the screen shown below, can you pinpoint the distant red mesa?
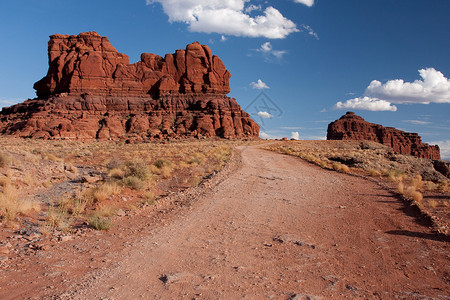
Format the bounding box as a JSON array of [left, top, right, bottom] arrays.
[[0, 32, 259, 140], [327, 112, 440, 160]]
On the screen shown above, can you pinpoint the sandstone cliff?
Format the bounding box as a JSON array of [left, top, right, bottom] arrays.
[[327, 112, 440, 160], [0, 32, 259, 140]]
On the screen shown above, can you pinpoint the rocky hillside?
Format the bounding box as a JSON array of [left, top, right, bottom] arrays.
[[327, 112, 440, 160], [0, 32, 259, 140]]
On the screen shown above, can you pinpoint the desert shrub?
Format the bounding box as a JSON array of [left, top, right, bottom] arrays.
[[89, 215, 112, 231], [143, 191, 156, 205], [188, 175, 202, 187], [94, 205, 117, 217], [411, 174, 423, 191], [428, 199, 439, 208], [108, 168, 125, 179], [438, 181, 449, 192], [153, 158, 172, 169], [387, 169, 405, 182], [160, 167, 172, 179], [397, 182, 404, 194], [340, 165, 350, 173], [46, 153, 62, 162], [368, 169, 381, 177], [332, 163, 342, 171], [123, 176, 146, 190], [424, 181, 438, 191], [125, 159, 152, 181], [411, 190, 423, 203], [187, 156, 202, 165], [0, 184, 40, 221], [399, 179, 423, 204], [0, 152, 11, 168], [60, 194, 90, 216], [45, 205, 70, 230], [106, 158, 123, 170], [211, 146, 231, 162], [89, 182, 122, 202]]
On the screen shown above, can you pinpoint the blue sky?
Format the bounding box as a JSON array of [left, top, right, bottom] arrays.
[[0, 0, 449, 159]]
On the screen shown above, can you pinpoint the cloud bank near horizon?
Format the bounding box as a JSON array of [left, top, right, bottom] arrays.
[[334, 68, 450, 111]]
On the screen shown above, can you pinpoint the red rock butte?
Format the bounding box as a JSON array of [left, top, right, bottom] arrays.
[[327, 112, 440, 160], [0, 32, 259, 140]]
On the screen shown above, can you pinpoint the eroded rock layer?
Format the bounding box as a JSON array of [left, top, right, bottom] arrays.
[[327, 112, 440, 160], [0, 32, 259, 140]]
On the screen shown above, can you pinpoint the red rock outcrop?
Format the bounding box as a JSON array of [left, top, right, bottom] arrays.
[[327, 112, 440, 160], [0, 32, 259, 140]]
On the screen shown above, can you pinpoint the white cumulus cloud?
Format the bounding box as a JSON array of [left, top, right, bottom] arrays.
[[244, 4, 261, 13], [147, 0, 299, 39], [366, 68, 450, 104], [334, 68, 450, 112], [430, 140, 450, 161], [257, 42, 287, 60], [290, 131, 300, 140], [250, 79, 270, 90], [257, 111, 273, 118], [334, 96, 398, 112], [294, 0, 314, 7], [260, 131, 281, 139]]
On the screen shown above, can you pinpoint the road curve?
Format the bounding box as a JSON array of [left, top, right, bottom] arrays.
[[67, 145, 449, 299]]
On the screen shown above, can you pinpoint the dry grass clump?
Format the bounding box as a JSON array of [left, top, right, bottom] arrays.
[[0, 183, 40, 222], [45, 205, 71, 232], [397, 174, 424, 206], [0, 152, 12, 168], [88, 213, 112, 231], [123, 176, 146, 190], [332, 163, 350, 173], [88, 182, 122, 202], [368, 169, 382, 177], [108, 168, 125, 179], [150, 158, 173, 179], [106, 158, 153, 190], [125, 159, 152, 181], [438, 181, 449, 193], [387, 169, 406, 182]]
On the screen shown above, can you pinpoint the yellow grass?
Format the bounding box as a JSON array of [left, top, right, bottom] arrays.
[[0, 184, 40, 221]]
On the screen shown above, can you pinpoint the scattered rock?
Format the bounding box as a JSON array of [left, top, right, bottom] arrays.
[[116, 209, 126, 217], [273, 234, 315, 249], [327, 112, 440, 159], [159, 273, 184, 285], [345, 284, 358, 291], [288, 294, 318, 300], [81, 175, 102, 183], [0, 246, 10, 255], [59, 236, 73, 242]]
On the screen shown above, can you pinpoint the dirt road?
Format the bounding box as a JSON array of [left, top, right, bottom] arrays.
[[2, 145, 449, 299]]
